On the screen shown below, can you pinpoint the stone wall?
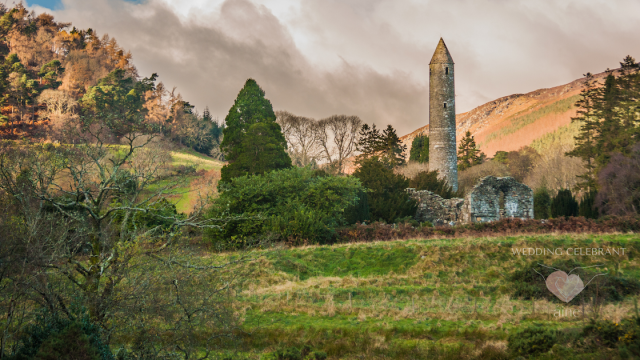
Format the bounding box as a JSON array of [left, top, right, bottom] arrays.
[[465, 176, 534, 223], [406, 188, 464, 225], [408, 176, 534, 225]]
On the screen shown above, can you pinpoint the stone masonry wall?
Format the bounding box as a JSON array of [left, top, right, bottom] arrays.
[[408, 176, 534, 225], [465, 176, 534, 223], [407, 188, 464, 225]]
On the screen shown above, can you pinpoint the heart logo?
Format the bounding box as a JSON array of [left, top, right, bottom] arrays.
[[545, 271, 585, 302]]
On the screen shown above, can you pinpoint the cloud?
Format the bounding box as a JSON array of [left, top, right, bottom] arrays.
[[33, 0, 640, 135]]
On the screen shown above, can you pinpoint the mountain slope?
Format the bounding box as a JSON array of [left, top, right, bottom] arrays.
[[400, 70, 612, 157]]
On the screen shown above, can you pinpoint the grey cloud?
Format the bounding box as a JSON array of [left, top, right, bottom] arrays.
[[37, 0, 640, 136], [42, 0, 428, 134]]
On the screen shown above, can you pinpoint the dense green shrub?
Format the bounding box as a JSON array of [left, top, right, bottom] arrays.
[[344, 189, 370, 224], [408, 170, 458, 199], [9, 308, 113, 360], [550, 189, 578, 218], [579, 190, 599, 219], [582, 319, 625, 348], [533, 186, 551, 219], [204, 166, 363, 247], [508, 323, 557, 356], [353, 156, 417, 223], [264, 345, 327, 360]]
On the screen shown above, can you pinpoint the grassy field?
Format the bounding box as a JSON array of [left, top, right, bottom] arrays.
[[152, 148, 224, 213], [212, 233, 640, 359]]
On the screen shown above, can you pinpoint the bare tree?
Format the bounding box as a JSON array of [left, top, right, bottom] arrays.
[[276, 111, 321, 167], [315, 115, 362, 172], [38, 89, 77, 117], [0, 109, 256, 357]]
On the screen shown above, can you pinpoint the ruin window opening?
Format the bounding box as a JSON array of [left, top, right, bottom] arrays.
[[445, 67, 449, 75], [499, 190, 506, 219], [443, 103, 447, 109]]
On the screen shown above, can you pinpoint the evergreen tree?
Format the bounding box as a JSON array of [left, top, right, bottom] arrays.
[[533, 186, 551, 219], [220, 79, 291, 183], [380, 124, 407, 167], [457, 131, 484, 171], [352, 156, 417, 223], [344, 188, 370, 224], [409, 135, 429, 163], [568, 56, 640, 191], [356, 123, 383, 160], [550, 189, 579, 218], [355, 123, 406, 167], [579, 190, 599, 219], [409, 170, 457, 199], [566, 73, 600, 191]]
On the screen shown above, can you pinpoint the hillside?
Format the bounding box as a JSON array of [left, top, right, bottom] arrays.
[[401, 70, 613, 157]]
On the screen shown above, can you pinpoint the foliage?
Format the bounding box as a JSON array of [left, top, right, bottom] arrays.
[[579, 190, 599, 219], [493, 150, 508, 164], [9, 307, 113, 360], [533, 185, 551, 219], [505, 146, 539, 182], [457, 160, 509, 195], [550, 189, 578, 218], [264, 345, 327, 360], [344, 188, 370, 224], [409, 135, 429, 163], [457, 131, 484, 171], [507, 324, 557, 356], [220, 79, 291, 183], [80, 69, 158, 137], [596, 144, 640, 216], [568, 58, 640, 192], [356, 124, 407, 167], [408, 170, 458, 199], [352, 156, 416, 223], [205, 166, 363, 247]]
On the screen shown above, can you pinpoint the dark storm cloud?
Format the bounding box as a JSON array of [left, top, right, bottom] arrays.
[[31, 0, 640, 135]]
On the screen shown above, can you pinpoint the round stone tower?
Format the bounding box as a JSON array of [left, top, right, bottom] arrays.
[[428, 38, 458, 191]]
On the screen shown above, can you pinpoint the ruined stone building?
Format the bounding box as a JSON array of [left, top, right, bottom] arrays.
[[407, 39, 534, 224], [428, 38, 458, 192], [408, 176, 534, 224]]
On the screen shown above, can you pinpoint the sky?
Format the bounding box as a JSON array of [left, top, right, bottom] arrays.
[[24, 0, 640, 135]]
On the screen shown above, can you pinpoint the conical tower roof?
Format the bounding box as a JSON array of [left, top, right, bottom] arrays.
[[429, 38, 454, 65]]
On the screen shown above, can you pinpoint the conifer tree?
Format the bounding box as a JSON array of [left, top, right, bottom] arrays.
[[457, 131, 484, 171], [566, 73, 600, 191], [550, 189, 578, 218], [355, 124, 406, 167], [380, 125, 407, 167], [220, 79, 291, 183], [533, 186, 551, 219], [409, 135, 429, 163], [568, 56, 640, 191]]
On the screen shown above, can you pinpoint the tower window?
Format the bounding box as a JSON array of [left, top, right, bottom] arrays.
[[445, 67, 449, 75], [443, 103, 447, 109]]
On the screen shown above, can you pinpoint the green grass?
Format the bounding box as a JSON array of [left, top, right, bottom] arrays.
[[483, 95, 581, 145], [215, 233, 640, 358]]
